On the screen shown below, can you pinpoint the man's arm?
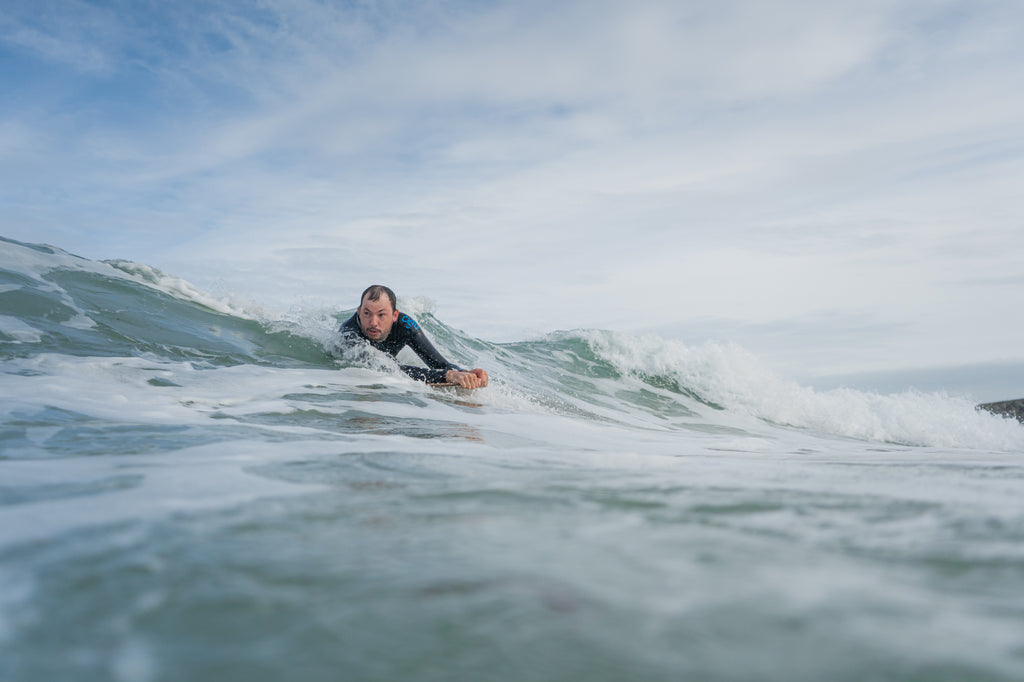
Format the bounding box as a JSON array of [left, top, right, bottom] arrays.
[[400, 316, 461, 383], [401, 315, 489, 387], [400, 355, 489, 387]]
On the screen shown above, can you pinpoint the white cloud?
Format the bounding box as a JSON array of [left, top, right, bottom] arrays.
[[1, 23, 109, 72]]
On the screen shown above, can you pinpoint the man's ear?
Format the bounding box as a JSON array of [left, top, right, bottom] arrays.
[[392, 310, 400, 322]]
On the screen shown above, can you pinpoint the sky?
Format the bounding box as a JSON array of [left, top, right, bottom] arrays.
[[2, 0, 1023, 389]]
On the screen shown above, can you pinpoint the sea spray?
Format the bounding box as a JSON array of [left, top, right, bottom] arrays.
[[576, 328, 1024, 449]]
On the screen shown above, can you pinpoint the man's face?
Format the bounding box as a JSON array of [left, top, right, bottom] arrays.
[[358, 295, 399, 342]]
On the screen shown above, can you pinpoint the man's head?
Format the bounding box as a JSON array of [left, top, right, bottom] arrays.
[[357, 285, 399, 342]]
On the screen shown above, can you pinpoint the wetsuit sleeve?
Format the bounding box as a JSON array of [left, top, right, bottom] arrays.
[[400, 316, 462, 383]]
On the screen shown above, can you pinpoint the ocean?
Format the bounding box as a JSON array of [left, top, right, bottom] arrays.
[[2, 235, 1024, 681]]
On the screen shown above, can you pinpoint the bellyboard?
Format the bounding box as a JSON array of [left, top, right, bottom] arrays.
[[427, 381, 477, 395], [425, 382, 483, 407], [976, 398, 1024, 423]]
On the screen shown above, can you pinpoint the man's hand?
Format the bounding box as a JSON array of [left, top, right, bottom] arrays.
[[445, 368, 489, 389]]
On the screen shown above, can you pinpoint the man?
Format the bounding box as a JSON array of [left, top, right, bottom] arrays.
[[338, 285, 489, 389]]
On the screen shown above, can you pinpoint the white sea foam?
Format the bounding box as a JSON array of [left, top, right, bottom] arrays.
[[580, 329, 1024, 451], [0, 315, 43, 343], [62, 313, 97, 330], [0, 441, 330, 549], [397, 295, 438, 319], [107, 260, 258, 318], [0, 240, 99, 281]]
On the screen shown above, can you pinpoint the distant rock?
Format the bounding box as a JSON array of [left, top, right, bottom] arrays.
[[976, 398, 1024, 423]]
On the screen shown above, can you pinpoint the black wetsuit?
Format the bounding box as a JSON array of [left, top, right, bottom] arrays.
[[338, 312, 462, 383]]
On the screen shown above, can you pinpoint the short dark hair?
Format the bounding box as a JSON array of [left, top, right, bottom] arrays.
[[360, 285, 397, 312]]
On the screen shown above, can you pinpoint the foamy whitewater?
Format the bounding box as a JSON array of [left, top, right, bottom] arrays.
[[2, 236, 1024, 682]]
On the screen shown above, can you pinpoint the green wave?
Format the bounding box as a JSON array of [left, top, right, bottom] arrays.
[[9, 236, 1006, 450], [0, 237, 331, 368]]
